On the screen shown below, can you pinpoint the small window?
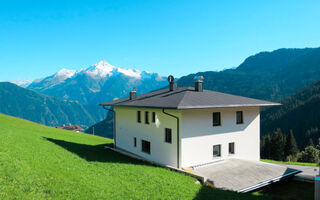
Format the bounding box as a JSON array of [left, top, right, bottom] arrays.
[[229, 142, 235, 154], [134, 137, 137, 147], [145, 111, 149, 124], [141, 140, 151, 154], [212, 112, 221, 126], [152, 112, 156, 123], [236, 111, 243, 124], [165, 128, 172, 143], [213, 145, 221, 157], [137, 111, 141, 123]]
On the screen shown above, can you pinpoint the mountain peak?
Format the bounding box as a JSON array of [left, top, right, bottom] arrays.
[[85, 60, 115, 78], [85, 60, 143, 79], [96, 60, 111, 66]]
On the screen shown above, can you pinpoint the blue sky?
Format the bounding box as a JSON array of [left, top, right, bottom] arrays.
[[1, 0, 320, 81]]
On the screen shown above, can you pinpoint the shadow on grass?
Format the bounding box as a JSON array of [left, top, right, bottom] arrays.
[[251, 179, 314, 200], [193, 185, 278, 200], [43, 137, 148, 165]]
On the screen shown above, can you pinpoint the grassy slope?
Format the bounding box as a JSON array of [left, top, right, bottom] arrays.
[[261, 159, 318, 167], [0, 114, 270, 200]]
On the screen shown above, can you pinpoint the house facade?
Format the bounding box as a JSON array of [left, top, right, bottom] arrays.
[[100, 77, 279, 168]]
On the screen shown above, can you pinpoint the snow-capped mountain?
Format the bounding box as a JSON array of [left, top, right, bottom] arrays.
[[27, 60, 168, 104], [84, 60, 146, 79], [29, 68, 77, 90], [10, 79, 32, 88]]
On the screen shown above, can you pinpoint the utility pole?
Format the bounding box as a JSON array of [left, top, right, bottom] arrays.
[[93, 127, 95, 136]]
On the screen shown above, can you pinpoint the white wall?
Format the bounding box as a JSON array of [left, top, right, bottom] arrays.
[[180, 107, 260, 167], [114, 106, 180, 167]]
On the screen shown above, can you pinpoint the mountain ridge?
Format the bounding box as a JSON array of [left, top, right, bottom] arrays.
[[27, 60, 168, 104], [0, 82, 105, 128], [177, 47, 320, 101]]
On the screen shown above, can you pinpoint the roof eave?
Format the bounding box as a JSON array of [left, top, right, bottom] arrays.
[[98, 103, 281, 109]]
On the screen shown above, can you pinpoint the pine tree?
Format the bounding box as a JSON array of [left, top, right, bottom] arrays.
[[308, 138, 315, 147], [261, 134, 272, 159], [284, 130, 299, 159], [270, 128, 286, 161]]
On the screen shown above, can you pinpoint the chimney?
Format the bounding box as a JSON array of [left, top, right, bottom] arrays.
[[168, 75, 177, 91], [195, 76, 204, 92], [129, 87, 137, 100]]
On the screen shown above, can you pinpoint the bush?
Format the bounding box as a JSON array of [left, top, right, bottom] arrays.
[[285, 154, 298, 162], [298, 146, 320, 163]]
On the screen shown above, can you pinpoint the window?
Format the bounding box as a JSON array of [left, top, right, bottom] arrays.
[[165, 128, 172, 143], [213, 145, 221, 157], [141, 140, 151, 154], [229, 142, 235, 154], [134, 137, 137, 147], [145, 111, 149, 124], [236, 111, 243, 124], [137, 111, 141, 123], [152, 112, 156, 123], [212, 112, 221, 126]]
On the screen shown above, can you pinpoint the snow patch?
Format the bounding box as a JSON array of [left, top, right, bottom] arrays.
[[117, 68, 141, 79], [55, 68, 77, 80]]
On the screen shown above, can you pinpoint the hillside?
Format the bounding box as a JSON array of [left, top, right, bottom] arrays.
[[178, 47, 320, 101], [0, 82, 105, 129], [88, 47, 320, 139], [261, 79, 320, 148], [85, 110, 113, 138], [0, 113, 271, 200], [27, 60, 168, 105]]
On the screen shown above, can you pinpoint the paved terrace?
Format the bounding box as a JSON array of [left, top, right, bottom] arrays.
[[192, 159, 301, 192]]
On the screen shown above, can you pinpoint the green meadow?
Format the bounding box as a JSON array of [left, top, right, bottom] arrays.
[[0, 113, 311, 200]]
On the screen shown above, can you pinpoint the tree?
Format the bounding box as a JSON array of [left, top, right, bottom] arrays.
[[298, 145, 320, 163], [284, 130, 299, 160], [307, 138, 315, 147], [261, 134, 272, 159], [270, 128, 286, 161]]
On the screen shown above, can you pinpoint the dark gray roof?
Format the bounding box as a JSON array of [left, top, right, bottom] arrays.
[[99, 87, 280, 109]]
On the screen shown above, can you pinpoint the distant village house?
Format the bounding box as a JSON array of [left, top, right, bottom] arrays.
[[56, 125, 83, 132]]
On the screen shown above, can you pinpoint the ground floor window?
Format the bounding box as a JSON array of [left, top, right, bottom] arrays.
[[213, 144, 221, 157], [134, 137, 137, 147], [141, 140, 151, 154], [229, 142, 235, 154]]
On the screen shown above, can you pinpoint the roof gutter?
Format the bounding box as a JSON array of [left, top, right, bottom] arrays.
[[162, 108, 180, 168], [102, 106, 117, 148]]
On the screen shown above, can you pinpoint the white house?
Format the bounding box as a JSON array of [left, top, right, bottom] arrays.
[[99, 76, 280, 169]]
